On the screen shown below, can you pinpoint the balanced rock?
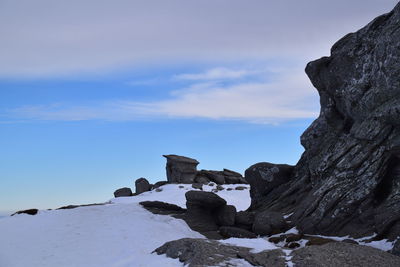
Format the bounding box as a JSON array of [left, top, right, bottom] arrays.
[[113, 187, 133, 198], [135, 178, 151, 194], [163, 155, 199, 183]]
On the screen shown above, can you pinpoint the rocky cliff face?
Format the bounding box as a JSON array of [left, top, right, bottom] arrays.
[[250, 3, 400, 239]]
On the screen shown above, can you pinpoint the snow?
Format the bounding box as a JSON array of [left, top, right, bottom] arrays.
[[111, 183, 251, 211], [0, 183, 251, 267], [219, 237, 278, 253]]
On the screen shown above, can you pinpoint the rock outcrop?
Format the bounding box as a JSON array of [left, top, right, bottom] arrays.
[[135, 178, 151, 194], [247, 2, 400, 240], [153, 238, 285, 267], [163, 155, 199, 183]]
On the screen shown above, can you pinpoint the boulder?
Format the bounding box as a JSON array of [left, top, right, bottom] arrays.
[[235, 211, 255, 226], [135, 178, 151, 194], [292, 242, 400, 267], [215, 205, 236, 226], [219, 226, 257, 239], [194, 175, 210, 185], [245, 162, 294, 209], [153, 181, 168, 189], [185, 191, 226, 209], [113, 187, 133, 197], [247, 3, 400, 239], [198, 170, 225, 184], [191, 183, 203, 190], [163, 155, 199, 183], [252, 210, 288, 236]]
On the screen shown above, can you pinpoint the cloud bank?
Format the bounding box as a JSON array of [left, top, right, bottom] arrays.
[[0, 0, 397, 77]]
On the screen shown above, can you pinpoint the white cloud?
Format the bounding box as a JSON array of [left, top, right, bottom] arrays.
[[0, 0, 397, 77], [7, 68, 319, 124], [173, 67, 260, 81]]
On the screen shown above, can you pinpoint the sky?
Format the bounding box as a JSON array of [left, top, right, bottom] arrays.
[[0, 0, 398, 214]]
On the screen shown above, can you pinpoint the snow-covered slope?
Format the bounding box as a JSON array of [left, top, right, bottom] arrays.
[[0, 184, 260, 267]]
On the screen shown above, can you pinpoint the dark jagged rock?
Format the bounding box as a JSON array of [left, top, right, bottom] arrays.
[[251, 3, 400, 239], [245, 162, 294, 209], [219, 226, 257, 238], [57, 202, 109, 210], [154, 238, 285, 267], [292, 242, 400, 267], [113, 187, 133, 197], [135, 178, 151, 194], [11, 209, 38, 216], [163, 155, 199, 183]]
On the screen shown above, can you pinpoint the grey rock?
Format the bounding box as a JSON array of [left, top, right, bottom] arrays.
[[216, 185, 224, 191], [154, 238, 285, 267], [163, 154, 199, 183], [153, 181, 168, 189], [292, 242, 400, 267], [252, 210, 288, 236], [198, 170, 225, 184], [391, 238, 400, 256], [194, 175, 210, 185], [135, 178, 151, 194], [113, 187, 133, 198], [235, 186, 247, 190], [245, 162, 293, 209], [235, 211, 255, 226], [215, 205, 236, 226], [185, 191, 226, 209], [191, 183, 203, 190], [219, 226, 257, 239], [250, 3, 400, 239], [155, 188, 162, 192]]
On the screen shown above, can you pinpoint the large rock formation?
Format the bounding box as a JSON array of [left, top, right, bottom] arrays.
[[248, 3, 400, 240], [163, 155, 199, 183]]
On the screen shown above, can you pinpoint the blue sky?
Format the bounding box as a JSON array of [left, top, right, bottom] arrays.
[[0, 0, 398, 214]]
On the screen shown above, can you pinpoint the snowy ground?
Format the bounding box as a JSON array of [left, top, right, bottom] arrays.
[[0, 183, 395, 267], [0, 184, 268, 267]]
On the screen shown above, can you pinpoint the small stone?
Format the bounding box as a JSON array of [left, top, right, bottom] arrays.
[[342, 239, 358, 245], [269, 236, 285, 244], [227, 188, 233, 191], [285, 233, 304, 243], [286, 242, 300, 249], [155, 188, 163, 192], [216, 185, 224, 191], [235, 186, 247, 190], [192, 183, 203, 190], [179, 185, 185, 188]]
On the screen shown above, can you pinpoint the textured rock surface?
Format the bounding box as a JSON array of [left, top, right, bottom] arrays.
[[154, 238, 285, 267], [215, 205, 236, 226], [185, 191, 227, 209], [252, 3, 400, 239], [113, 187, 133, 197], [163, 155, 199, 183], [292, 242, 400, 267]]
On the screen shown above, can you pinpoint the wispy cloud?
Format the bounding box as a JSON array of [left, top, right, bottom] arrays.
[[172, 67, 260, 81], [6, 68, 319, 124]]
